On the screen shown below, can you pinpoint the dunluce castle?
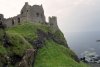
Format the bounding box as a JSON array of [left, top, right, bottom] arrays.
[[0, 2, 59, 30]]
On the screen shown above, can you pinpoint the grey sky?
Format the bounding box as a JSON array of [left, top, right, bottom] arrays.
[[0, 0, 100, 33]]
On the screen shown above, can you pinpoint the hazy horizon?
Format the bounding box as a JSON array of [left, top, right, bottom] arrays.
[[66, 31, 100, 57]]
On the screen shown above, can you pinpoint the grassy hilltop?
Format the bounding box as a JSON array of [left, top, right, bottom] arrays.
[[0, 22, 89, 67]]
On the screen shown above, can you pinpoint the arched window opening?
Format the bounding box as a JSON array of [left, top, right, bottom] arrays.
[[27, 10, 28, 12], [12, 19, 14, 25], [36, 13, 39, 17], [18, 18, 20, 24]]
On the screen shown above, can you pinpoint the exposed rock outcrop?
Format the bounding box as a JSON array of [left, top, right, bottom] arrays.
[[0, 27, 36, 67], [18, 49, 35, 67], [71, 53, 80, 63], [2, 33, 13, 48]]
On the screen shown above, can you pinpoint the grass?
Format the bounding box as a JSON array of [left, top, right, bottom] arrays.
[[6, 33, 33, 56], [34, 40, 89, 67], [5, 22, 51, 56], [7, 22, 50, 42], [0, 44, 7, 55], [0, 22, 89, 67]]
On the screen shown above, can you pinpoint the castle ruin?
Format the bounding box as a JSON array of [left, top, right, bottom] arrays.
[[0, 2, 59, 31]]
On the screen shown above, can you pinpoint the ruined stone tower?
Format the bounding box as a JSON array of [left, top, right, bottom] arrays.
[[49, 16, 59, 31], [20, 2, 46, 23], [0, 2, 59, 31], [3, 2, 46, 27]]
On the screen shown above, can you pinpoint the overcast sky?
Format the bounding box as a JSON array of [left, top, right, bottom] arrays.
[[0, 0, 100, 33]]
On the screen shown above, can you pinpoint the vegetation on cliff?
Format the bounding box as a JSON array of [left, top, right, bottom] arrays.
[[0, 22, 89, 67], [34, 40, 89, 67]]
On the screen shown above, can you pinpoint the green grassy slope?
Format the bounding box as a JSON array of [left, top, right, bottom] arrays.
[[0, 29, 32, 67], [0, 22, 89, 67], [34, 40, 89, 67]]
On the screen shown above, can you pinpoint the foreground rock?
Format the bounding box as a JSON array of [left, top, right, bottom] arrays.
[[18, 49, 35, 67]]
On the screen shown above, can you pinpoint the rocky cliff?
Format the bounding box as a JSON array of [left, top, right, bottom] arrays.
[[0, 22, 89, 67]]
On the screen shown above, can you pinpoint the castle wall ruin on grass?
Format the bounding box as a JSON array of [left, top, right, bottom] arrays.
[[0, 2, 59, 31]]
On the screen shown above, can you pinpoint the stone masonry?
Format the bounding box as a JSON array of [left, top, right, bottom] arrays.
[[0, 2, 59, 31]]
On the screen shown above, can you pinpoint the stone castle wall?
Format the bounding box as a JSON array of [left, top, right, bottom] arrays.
[[3, 2, 46, 27], [0, 2, 59, 31]]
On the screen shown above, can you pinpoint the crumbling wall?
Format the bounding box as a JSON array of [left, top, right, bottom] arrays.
[[4, 15, 21, 27], [1, 2, 59, 32], [3, 2, 46, 27]]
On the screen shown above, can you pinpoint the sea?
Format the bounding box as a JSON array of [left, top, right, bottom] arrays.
[[65, 31, 100, 58]]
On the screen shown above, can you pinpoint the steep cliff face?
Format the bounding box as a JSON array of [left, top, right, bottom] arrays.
[[0, 22, 89, 67]]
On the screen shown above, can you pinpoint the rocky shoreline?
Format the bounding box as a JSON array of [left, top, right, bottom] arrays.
[[88, 63, 100, 67]]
